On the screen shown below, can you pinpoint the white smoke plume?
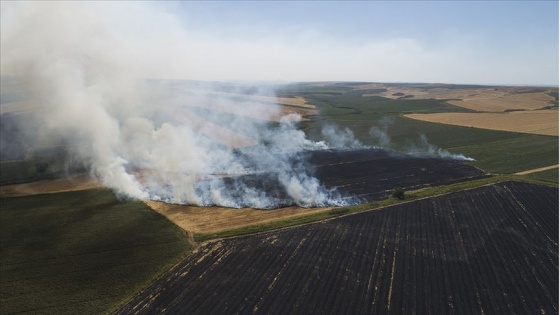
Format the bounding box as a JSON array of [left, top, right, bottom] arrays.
[[368, 116, 394, 148], [405, 134, 475, 161], [368, 116, 474, 161], [321, 125, 365, 149], [0, 2, 347, 209]]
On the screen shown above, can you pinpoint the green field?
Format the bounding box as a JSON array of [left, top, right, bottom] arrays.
[[0, 145, 88, 185], [294, 84, 558, 175], [448, 135, 559, 174], [0, 189, 191, 314], [0, 160, 38, 184], [523, 168, 559, 183]]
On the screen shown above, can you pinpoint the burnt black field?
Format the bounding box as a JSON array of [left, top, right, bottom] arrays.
[[118, 181, 558, 314], [307, 149, 485, 201], [197, 148, 487, 208]]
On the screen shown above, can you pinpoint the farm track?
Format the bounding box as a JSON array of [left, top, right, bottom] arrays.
[[514, 164, 559, 176], [117, 181, 558, 314]]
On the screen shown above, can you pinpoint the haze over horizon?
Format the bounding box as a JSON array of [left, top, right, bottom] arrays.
[[1, 1, 558, 86]]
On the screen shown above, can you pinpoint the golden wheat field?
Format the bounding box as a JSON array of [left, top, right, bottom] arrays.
[[143, 200, 332, 234], [406, 110, 558, 136]]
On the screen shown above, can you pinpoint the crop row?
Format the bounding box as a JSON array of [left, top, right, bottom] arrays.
[[119, 181, 558, 314], [0, 189, 191, 314], [309, 149, 486, 201]]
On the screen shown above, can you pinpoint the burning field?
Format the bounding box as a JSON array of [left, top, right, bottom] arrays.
[[158, 148, 484, 209], [143, 148, 486, 233], [2, 73, 486, 211]]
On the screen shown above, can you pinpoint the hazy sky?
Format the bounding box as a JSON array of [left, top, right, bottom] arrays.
[[2, 1, 558, 85], [163, 1, 558, 85]]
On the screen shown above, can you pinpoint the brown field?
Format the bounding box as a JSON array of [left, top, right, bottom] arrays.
[[213, 91, 315, 109], [213, 103, 317, 122], [367, 84, 558, 137], [191, 91, 318, 122], [144, 200, 331, 234], [0, 173, 101, 197], [274, 105, 318, 121], [405, 110, 558, 136], [362, 86, 506, 100], [447, 92, 555, 112], [172, 100, 316, 148], [0, 100, 40, 115], [172, 108, 258, 148], [360, 85, 557, 112]]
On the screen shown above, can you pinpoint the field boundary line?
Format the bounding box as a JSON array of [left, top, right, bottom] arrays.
[[514, 164, 559, 175], [195, 174, 558, 245], [193, 178, 519, 245]]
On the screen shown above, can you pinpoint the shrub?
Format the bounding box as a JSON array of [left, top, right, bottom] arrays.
[[391, 188, 406, 200]]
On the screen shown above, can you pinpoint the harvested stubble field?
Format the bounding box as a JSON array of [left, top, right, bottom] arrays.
[[210, 90, 315, 108], [165, 84, 318, 124], [389, 87, 557, 137], [357, 83, 556, 106], [406, 110, 558, 136], [0, 173, 101, 197], [118, 181, 558, 315], [182, 94, 317, 123], [144, 201, 332, 234], [446, 91, 556, 112]]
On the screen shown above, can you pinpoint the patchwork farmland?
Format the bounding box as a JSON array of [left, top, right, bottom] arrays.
[[1, 80, 557, 314], [118, 181, 558, 314]]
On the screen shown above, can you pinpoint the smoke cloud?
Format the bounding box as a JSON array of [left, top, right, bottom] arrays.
[[368, 116, 394, 148], [321, 125, 365, 149], [405, 134, 475, 161], [1, 2, 474, 209], [0, 2, 347, 209], [368, 117, 474, 161]]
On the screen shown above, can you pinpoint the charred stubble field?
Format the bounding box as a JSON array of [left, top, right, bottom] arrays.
[[202, 149, 486, 207], [119, 181, 558, 314], [307, 149, 485, 201]]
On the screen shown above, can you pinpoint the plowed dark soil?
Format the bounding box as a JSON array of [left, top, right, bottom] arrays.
[[118, 181, 558, 314]]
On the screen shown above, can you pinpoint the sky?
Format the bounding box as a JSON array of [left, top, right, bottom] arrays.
[[1, 1, 559, 86], [169, 1, 559, 86]]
